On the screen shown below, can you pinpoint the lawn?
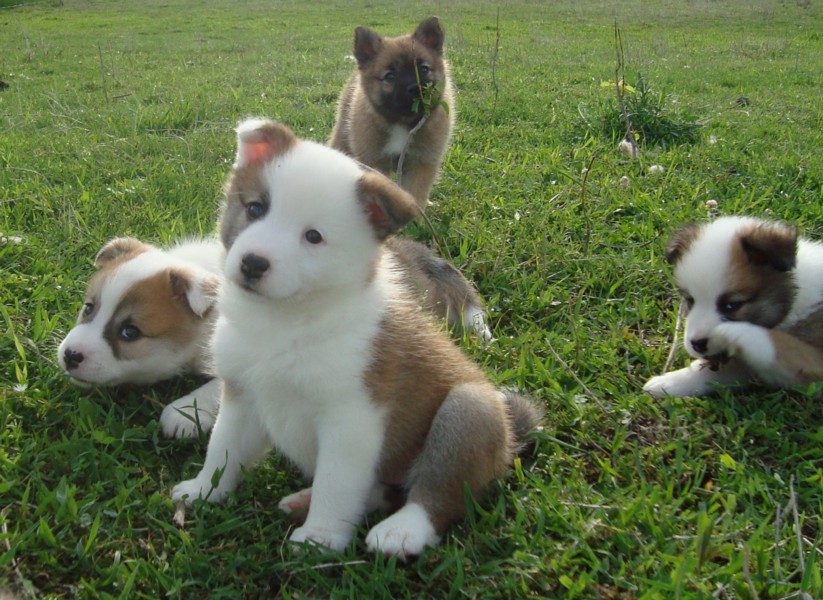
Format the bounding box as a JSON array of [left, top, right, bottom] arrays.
[[1, 0, 822, 597]]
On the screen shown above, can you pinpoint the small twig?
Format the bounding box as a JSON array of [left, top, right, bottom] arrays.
[[742, 545, 759, 600], [613, 21, 637, 157], [395, 113, 428, 190], [2, 507, 37, 598], [491, 7, 500, 114], [663, 300, 686, 372], [416, 207, 450, 261], [97, 41, 109, 104], [545, 336, 606, 411], [789, 475, 806, 573], [579, 150, 598, 257], [774, 501, 783, 585]]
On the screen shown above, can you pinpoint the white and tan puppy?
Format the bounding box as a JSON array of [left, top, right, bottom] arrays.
[[644, 216, 823, 398], [171, 119, 540, 558], [57, 237, 224, 437]]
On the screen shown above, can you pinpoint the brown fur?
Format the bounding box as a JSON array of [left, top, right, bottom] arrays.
[[666, 223, 701, 265], [364, 280, 521, 534], [101, 268, 208, 360], [726, 223, 797, 328], [387, 236, 484, 333], [767, 328, 823, 385], [78, 238, 153, 324], [329, 16, 455, 211]]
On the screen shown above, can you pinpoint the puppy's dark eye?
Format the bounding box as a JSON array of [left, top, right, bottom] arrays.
[[82, 302, 94, 317], [382, 70, 396, 83], [417, 64, 431, 76], [720, 300, 744, 315], [682, 295, 694, 311], [304, 229, 323, 245], [246, 201, 267, 221], [119, 324, 142, 342]]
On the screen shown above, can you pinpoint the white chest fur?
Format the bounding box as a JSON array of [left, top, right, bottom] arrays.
[[383, 124, 411, 158], [213, 282, 389, 475]]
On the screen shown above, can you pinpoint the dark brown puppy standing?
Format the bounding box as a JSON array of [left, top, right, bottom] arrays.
[[329, 16, 455, 212]]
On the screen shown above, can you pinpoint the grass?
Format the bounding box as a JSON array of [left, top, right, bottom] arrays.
[[1, 0, 822, 597]]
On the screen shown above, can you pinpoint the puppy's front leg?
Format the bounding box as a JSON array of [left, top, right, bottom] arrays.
[[288, 406, 384, 553], [172, 382, 272, 505], [398, 160, 437, 211], [643, 358, 751, 398], [713, 322, 823, 388]]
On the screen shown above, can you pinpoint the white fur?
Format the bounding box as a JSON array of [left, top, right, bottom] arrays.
[[464, 305, 493, 342], [365, 502, 440, 558], [645, 216, 823, 398], [384, 124, 411, 157], [58, 239, 224, 437]]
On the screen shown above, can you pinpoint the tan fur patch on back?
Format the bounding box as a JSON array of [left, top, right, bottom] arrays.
[[363, 299, 505, 487]]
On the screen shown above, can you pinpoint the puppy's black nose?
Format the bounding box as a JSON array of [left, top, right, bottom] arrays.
[[64, 348, 84, 370], [690, 338, 709, 354], [240, 253, 270, 280]]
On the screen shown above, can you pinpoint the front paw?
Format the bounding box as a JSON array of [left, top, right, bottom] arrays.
[[160, 396, 216, 439], [709, 322, 775, 367], [643, 363, 714, 399], [171, 476, 227, 505], [644, 371, 689, 399], [289, 524, 352, 553]]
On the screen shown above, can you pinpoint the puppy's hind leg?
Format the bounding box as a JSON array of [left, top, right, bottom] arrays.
[[366, 383, 513, 558]]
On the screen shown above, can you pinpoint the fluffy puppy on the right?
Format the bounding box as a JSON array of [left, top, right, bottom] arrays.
[[644, 216, 823, 399]]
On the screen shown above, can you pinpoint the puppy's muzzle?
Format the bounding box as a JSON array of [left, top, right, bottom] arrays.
[[240, 253, 270, 281], [63, 348, 85, 370]]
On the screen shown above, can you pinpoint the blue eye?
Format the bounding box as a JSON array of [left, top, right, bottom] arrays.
[[246, 201, 266, 220], [417, 64, 431, 75], [304, 229, 323, 245], [119, 324, 141, 342]]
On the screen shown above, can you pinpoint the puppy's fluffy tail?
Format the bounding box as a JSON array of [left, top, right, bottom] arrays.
[[502, 390, 543, 456]]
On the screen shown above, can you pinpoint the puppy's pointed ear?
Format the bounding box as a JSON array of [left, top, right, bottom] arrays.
[[353, 26, 382, 65], [169, 268, 221, 318], [95, 237, 151, 266], [413, 17, 445, 54], [357, 172, 418, 239], [740, 221, 798, 272], [666, 223, 701, 265], [234, 118, 298, 169]]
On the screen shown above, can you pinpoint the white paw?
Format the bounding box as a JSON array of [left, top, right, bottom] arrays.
[[643, 373, 682, 399], [710, 322, 775, 367], [160, 394, 217, 438], [365, 503, 440, 559], [642, 364, 713, 399], [278, 488, 312, 517], [171, 476, 226, 505], [289, 524, 352, 553]]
